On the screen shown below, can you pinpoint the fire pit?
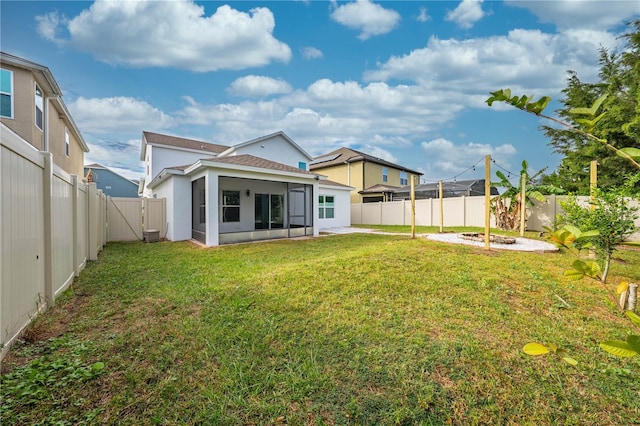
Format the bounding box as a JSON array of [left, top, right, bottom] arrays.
[[459, 232, 516, 244]]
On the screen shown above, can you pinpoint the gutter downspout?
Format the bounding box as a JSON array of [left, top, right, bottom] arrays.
[[44, 96, 50, 152]]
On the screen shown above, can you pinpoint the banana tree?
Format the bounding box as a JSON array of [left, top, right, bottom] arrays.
[[490, 160, 561, 231]]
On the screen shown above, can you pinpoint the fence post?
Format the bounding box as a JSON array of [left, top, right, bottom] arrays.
[[42, 153, 54, 306], [88, 183, 98, 260], [71, 175, 79, 277]]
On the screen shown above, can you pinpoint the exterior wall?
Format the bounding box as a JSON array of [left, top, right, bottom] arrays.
[[317, 186, 352, 229], [230, 134, 312, 170], [153, 175, 191, 241], [85, 167, 138, 197], [143, 145, 213, 196], [48, 102, 84, 176], [0, 64, 44, 149], [0, 64, 85, 176], [312, 162, 364, 203], [313, 161, 419, 203]]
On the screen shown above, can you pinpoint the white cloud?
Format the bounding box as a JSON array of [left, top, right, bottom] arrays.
[[420, 138, 517, 180], [302, 46, 324, 60], [417, 7, 431, 23], [175, 77, 466, 158], [36, 0, 291, 71], [330, 0, 401, 40], [69, 96, 174, 134], [505, 0, 639, 31], [445, 0, 485, 29], [35, 11, 68, 45], [359, 145, 398, 163], [228, 76, 292, 97], [364, 28, 622, 96], [84, 138, 144, 180]]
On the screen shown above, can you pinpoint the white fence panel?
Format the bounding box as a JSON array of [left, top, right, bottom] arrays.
[[76, 183, 88, 272], [52, 171, 74, 297], [1, 128, 46, 356], [351, 194, 640, 235], [144, 198, 166, 236], [1, 124, 107, 359]]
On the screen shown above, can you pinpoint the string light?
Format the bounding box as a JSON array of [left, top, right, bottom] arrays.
[[422, 156, 545, 186]]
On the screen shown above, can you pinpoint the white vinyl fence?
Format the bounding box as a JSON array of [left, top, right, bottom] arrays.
[[1, 124, 166, 359], [351, 195, 640, 241], [107, 197, 166, 242]]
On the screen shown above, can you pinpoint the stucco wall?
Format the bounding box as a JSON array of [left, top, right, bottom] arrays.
[[317, 185, 352, 228]]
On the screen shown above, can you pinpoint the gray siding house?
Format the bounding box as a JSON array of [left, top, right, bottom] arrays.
[[84, 163, 139, 198]]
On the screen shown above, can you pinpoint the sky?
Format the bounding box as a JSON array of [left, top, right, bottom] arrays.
[[1, 0, 638, 183]]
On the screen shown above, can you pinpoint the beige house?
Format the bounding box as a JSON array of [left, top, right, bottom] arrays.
[[1, 52, 88, 176], [309, 147, 422, 203]]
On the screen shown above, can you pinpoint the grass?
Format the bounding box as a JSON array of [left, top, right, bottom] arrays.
[[2, 233, 640, 425], [351, 224, 546, 239]]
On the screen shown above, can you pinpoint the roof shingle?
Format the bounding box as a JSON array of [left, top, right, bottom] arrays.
[[143, 131, 229, 154]]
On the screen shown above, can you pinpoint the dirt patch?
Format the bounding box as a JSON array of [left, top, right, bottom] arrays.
[[1, 291, 88, 373]]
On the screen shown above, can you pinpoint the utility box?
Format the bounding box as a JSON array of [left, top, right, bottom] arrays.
[[143, 229, 160, 243]]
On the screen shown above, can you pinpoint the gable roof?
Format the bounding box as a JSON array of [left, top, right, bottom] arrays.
[[196, 154, 318, 175], [84, 163, 138, 185], [140, 131, 229, 160], [217, 131, 313, 160], [148, 154, 321, 190], [319, 179, 354, 189], [310, 147, 422, 175], [359, 183, 401, 194]]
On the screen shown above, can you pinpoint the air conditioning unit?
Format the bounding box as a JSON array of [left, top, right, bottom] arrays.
[[143, 229, 160, 243]]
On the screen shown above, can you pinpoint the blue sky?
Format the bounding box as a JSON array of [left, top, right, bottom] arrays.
[[2, 1, 638, 182]]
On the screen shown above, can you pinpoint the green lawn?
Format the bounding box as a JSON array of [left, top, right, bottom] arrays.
[[2, 234, 640, 425]]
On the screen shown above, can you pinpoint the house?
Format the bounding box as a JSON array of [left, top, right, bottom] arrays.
[[309, 147, 422, 203], [141, 131, 353, 246], [84, 163, 139, 197], [1, 52, 88, 176], [392, 179, 499, 200]]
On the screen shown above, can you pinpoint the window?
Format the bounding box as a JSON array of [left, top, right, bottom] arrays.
[[0, 68, 13, 118], [65, 127, 70, 157], [35, 83, 43, 130], [298, 161, 307, 171], [400, 172, 408, 186], [222, 190, 240, 222], [382, 167, 388, 183], [319, 195, 335, 219]]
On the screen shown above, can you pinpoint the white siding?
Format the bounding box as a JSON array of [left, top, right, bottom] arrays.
[[230, 134, 311, 170]]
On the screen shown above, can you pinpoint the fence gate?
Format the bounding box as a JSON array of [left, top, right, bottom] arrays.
[[107, 198, 142, 241]]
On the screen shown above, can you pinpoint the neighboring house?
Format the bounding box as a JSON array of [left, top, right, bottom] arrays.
[[1, 52, 88, 176], [141, 131, 353, 247], [84, 163, 139, 198], [309, 147, 423, 203], [392, 179, 499, 200]]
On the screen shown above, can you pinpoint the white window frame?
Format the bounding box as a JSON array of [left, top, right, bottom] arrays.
[[382, 167, 388, 183], [400, 171, 408, 186], [318, 195, 335, 219], [222, 190, 241, 223], [35, 83, 43, 131], [298, 161, 307, 171], [0, 68, 14, 119]]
